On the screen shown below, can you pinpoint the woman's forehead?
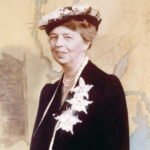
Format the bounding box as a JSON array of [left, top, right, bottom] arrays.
[[50, 26, 78, 35]]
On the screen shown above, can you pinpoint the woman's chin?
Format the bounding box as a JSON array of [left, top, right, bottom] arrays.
[[55, 58, 68, 66]]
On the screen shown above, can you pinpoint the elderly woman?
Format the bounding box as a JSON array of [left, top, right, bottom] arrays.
[[30, 5, 129, 150]]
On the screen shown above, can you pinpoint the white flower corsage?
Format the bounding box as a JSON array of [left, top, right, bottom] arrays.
[[66, 94, 93, 114], [54, 77, 93, 134], [70, 77, 93, 99], [55, 109, 82, 134]]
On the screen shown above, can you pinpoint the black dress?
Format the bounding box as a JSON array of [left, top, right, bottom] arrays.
[[30, 60, 129, 150]]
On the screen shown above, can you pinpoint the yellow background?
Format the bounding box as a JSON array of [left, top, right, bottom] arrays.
[[0, 0, 150, 149]]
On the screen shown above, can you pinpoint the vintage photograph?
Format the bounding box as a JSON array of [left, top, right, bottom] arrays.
[[0, 0, 150, 150]]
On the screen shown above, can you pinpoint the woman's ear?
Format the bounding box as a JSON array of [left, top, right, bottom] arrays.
[[83, 41, 91, 52]]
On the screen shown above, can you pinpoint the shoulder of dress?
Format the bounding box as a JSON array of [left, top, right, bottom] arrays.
[[107, 74, 122, 87], [40, 83, 52, 95], [105, 74, 125, 100], [84, 61, 110, 87], [41, 79, 61, 94], [38, 79, 62, 108], [91, 70, 123, 93], [87, 61, 110, 80]]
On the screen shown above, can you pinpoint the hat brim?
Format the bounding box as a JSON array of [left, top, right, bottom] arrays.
[[40, 15, 102, 36]]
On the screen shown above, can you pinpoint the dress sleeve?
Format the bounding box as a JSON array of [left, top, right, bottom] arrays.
[[100, 75, 129, 150]]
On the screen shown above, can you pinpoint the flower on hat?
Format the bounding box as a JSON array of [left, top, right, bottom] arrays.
[[39, 5, 101, 29], [90, 10, 98, 16], [72, 5, 89, 13], [72, 5, 89, 11], [66, 94, 93, 114], [55, 109, 82, 134], [63, 9, 72, 15]]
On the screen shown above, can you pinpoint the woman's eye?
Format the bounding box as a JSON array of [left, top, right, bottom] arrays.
[[65, 36, 72, 39], [50, 36, 57, 40]]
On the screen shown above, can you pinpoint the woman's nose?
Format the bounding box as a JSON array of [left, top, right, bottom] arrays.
[[56, 36, 63, 47]]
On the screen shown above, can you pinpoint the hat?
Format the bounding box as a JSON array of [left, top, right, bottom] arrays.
[[39, 5, 102, 35]]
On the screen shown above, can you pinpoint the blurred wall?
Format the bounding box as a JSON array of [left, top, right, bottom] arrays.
[[0, 0, 150, 150]]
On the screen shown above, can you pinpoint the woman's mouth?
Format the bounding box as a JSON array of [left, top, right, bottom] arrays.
[[55, 51, 67, 57]]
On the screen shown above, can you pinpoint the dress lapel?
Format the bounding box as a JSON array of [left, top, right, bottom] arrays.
[[34, 77, 63, 135]]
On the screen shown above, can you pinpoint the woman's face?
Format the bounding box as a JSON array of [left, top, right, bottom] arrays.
[[49, 26, 90, 67]]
